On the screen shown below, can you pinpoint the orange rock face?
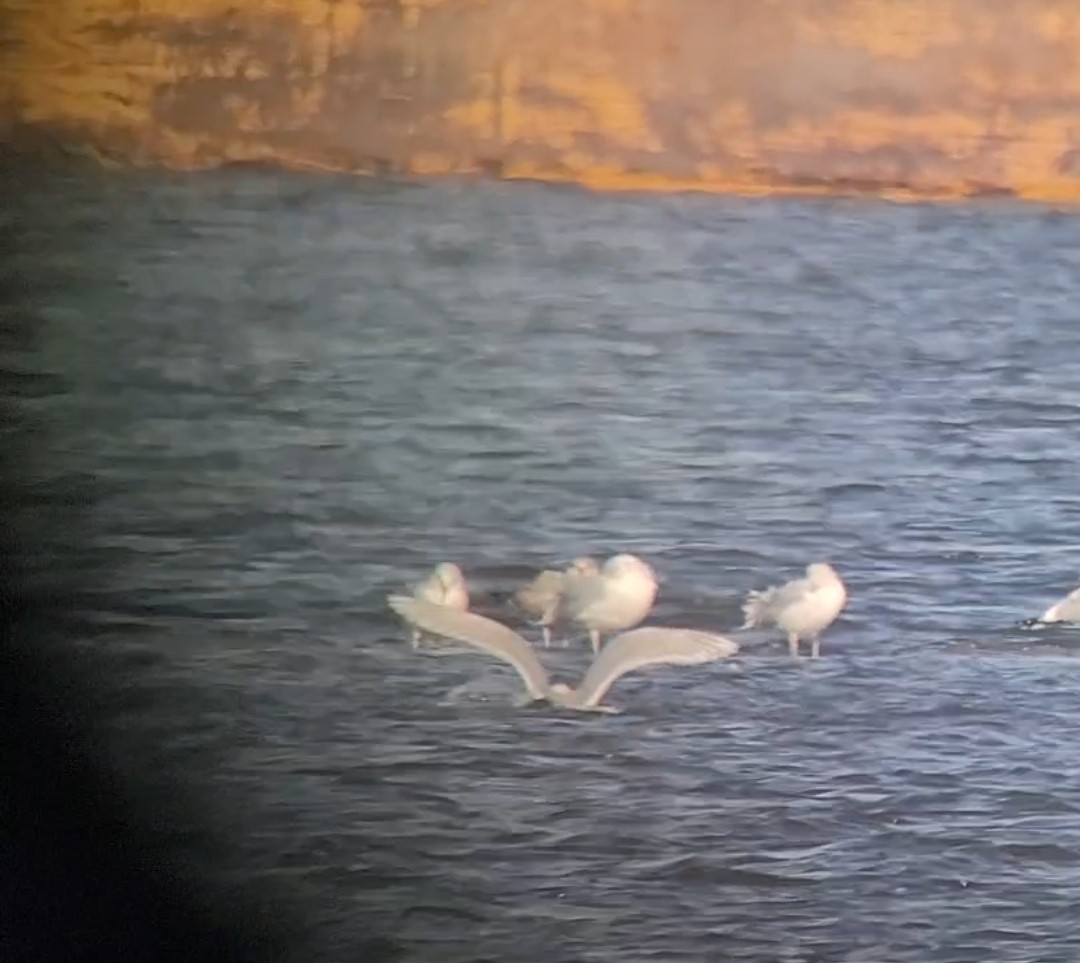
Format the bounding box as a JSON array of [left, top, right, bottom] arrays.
[[4, 0, 1080, 201]]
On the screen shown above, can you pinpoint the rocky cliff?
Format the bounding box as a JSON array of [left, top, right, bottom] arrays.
[[5, 0, 1080, 201]]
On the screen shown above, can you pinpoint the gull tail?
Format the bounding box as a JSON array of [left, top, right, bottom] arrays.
[[1020, 599, 1068, 629], [740, 587, 777, 630]]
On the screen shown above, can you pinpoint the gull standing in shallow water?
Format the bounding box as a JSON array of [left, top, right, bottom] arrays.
[[511, 556, 600, 646], [1025, 584, 1080, 626], [741, 562, 847, 659], [405, 562, 469, 649], [387, 596, 739, 713], [558, 554, 658, 653]]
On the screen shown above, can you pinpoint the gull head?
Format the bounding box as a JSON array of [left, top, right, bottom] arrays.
[[603, 554, 657, 587], [806, 562, 840, 589], [434, 562, 465, 589]]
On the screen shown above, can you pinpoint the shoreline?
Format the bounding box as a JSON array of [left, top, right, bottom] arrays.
[[5, 135, 1077, 209]]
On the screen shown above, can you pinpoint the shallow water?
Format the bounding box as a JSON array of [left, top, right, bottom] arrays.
[[10, 168, 1080, 961]]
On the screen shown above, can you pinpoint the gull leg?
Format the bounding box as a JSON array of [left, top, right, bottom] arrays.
[[787, 633, 801, 659], [411, 628, 422, 650], [539, 603, 559, 647], [589, 629, 601, 653], [810, 636, 821, 660]]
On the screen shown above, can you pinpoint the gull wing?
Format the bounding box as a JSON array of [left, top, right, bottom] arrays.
[[513, 569, 565, 620], [573, 626, 739, 708], [741, 575, 811, 628], [387, 596, 551, 700], [558, 569, 607, 622]]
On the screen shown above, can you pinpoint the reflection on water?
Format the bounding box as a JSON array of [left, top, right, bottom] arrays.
[[11, 168, 1080, 961]]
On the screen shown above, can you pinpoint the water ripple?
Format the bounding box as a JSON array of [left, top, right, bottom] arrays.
[[14, 170, 1080, 961]]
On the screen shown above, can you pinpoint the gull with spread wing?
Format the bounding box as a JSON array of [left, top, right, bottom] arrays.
[[388, 595, 738, 714]]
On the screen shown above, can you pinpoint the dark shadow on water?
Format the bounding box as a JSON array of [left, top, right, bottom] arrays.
[[0, 177, 406, 962]]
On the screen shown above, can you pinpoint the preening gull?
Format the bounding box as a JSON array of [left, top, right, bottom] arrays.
[[512, 556, 600, 646], [558, 553, 658, 653], [1027, 585, 1080, 626], [741, 562, 847, 659], [387, 596, 738, 713], [406, 562, 469, 649]]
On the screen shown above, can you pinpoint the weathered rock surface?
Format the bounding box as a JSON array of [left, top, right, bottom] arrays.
[[4, 0, 1080, 200]]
